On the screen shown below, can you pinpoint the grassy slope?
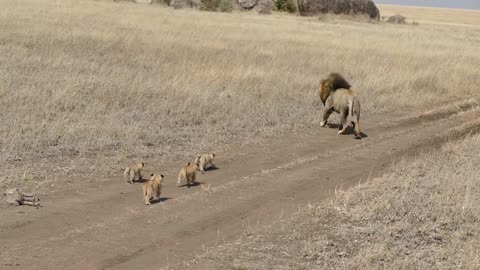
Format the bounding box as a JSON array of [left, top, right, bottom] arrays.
[[188, 134, 480, 269], [0, 1, 479, 190]]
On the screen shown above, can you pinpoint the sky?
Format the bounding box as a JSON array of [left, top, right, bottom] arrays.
[[375, 0, 480, 10]]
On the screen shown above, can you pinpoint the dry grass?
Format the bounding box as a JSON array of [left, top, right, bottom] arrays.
[[379, 4, 480, 26], [188, 134, 480, 269], [1, 0, 479, 191]]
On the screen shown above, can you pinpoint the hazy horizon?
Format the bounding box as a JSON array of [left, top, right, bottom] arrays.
[[376, 0, 480, 10]]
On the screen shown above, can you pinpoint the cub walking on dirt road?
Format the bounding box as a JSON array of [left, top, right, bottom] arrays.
[[177, 162, 198, 187], [124, 162, 144, 184], [319, 73, 362, 139], [194, 153, 215, 174], [142, 173, 165, 205]]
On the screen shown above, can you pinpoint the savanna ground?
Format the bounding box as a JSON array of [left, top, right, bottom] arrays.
[[1, 1, 480, 269], [1, 0, 479, 193]]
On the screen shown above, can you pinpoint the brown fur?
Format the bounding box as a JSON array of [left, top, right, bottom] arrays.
[[142, 173, 164, 205], [177, 162, 198, 187], [319, 73, 361, 139], [124, 162, 144, 184], [194, 153, 215, 174], [319, 73, 351, 105]]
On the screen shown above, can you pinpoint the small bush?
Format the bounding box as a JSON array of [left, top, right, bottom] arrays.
[[200, 0, 233, 12], [275, 0, 297, 13], [218, 0, 233, 12], [200, 0, 217, 11], [258, 5, 272, 14], [257, 0, 274, 14], [168, 0, 198, 9]]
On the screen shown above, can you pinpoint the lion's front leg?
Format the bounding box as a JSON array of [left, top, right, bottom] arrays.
[[320, 107, 334, 127]]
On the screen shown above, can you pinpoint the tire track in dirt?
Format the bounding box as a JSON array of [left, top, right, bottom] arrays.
[[1, 99, 479, 270]]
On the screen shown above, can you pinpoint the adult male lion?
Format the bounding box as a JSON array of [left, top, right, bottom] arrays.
[[319, 73, 361, 139]]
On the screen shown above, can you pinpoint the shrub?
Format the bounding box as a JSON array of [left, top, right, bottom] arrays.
[[255, 0, 274, 14], [200, 0, 233, 12], [218, 0, 233, 12], [275, 0, 297, 13]]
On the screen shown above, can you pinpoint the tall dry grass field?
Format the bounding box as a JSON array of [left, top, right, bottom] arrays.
[[1, 0, 479, 190]]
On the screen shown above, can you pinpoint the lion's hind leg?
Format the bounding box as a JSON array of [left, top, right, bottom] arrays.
[[143, 186, 151, 205], [338, 109, 348, 135], [353, 114, 361, 139], [128, 170, 135, 184], [351, 98, 361, 139], [199, 162, 205, 174], [186, 175, 192, 188], [187, 173, 196, 188]]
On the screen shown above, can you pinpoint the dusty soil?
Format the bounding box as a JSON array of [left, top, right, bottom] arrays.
[[1, 98, 480, 270]]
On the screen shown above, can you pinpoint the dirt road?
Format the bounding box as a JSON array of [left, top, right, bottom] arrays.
[[1, 99, 479, 270]]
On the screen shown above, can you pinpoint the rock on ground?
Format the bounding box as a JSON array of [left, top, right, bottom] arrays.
[[298, 0, 380, 20]]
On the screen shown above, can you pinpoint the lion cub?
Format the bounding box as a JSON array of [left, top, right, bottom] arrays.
[[142, 173, 165, 205], [124, 162, 144, 184], [194, 153, 215, 174], [177, 162, 198, 187]]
